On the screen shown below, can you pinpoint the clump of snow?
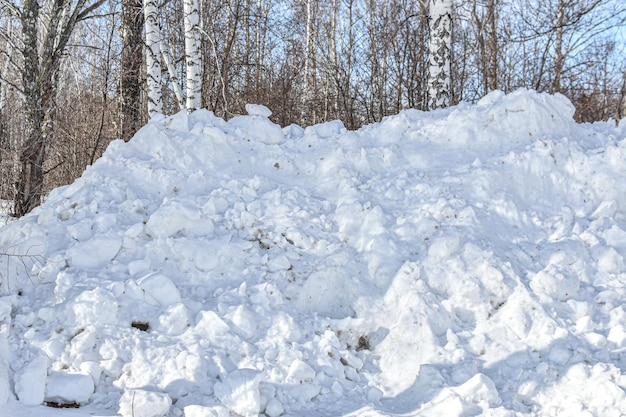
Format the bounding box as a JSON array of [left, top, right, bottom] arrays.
[[1, 90, 626, 416], [45, 372, 94, 405], [14, 355, 48, 405], [229, 103, 283, 144], [245, 103, 272, 118], [0, 297, 11, 406], [214, 369, 262, 417], [119, 389, 171, 417]]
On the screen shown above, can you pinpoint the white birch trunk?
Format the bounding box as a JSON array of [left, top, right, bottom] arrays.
[[184, 0, 202, 113], [144, 0, 162, 117], [160, 41, 185, 111], [427, 0, 452, 110]]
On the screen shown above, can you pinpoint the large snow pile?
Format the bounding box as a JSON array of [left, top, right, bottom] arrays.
[[1, 89, 626, 417]]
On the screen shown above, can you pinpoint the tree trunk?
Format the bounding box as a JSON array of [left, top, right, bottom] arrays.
[[144, 0, 163, 117], [184, 0, 202, 112], [15, 0, 44, 216], [486, 0, 498, 92], [119, 0, 144, 141], [427, 0, 452, 109], [13, 0, 103, 216], [551, 0, 566, 93], [619, 71, 626, 120]]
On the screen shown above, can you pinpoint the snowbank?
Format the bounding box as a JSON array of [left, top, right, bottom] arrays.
[[1, 89, 626, 416]]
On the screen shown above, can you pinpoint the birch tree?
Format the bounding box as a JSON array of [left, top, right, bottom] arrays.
[[3, 0, 106, 216], [144, 0, 163, 116], [427, 0, 452, 109], [184, 0, 202, 112]]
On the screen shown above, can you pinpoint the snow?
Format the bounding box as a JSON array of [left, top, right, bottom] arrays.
[[1, 89, 626, 416]]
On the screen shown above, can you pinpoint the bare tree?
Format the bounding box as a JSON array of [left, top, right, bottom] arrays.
[[3, 0, 106, 216], [470, 0, 498, 94]]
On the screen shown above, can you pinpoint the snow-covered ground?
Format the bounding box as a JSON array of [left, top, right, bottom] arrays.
[[1, 89, 626, 417]]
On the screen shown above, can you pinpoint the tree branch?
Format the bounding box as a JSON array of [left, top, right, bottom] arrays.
[[77, 0, 107, 21], [0, 0, 20, 17]]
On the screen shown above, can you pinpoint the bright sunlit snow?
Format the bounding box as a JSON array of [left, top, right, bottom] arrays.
[[1, 89, 626, 417]]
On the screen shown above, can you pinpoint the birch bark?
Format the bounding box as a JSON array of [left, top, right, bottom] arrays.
[[144, 0, 162, 116], [184, 0, 202, 112], [427, 0, 452, 109]]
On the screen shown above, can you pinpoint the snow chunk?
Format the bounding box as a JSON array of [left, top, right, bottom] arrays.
[[194, 310, 231, 341], [455, 373, 501, 407], [137, 273, 182, 306], [287, 359, 316, 383], [267, 255, 291, 272], [71, 287, 118, 326], [0, 299, 10, 405], [66, 235, 122, 268], [225, 305, 257, 339], [608, 325, 626, 347], [228, 111, 284, 145], [119, 389, 171, 417], [428, 234, 462, 259], [476, 89, 505, 106], [145, 198, 202, 238], [214, 369, 261, 417], [304, 120, 346, 138], [245, 103, 272, 118], [184, 404, 230, 417], [264, 398, 284, 417], [45, 372, 94, 405], [298, 267, 356, 318], [530, 269, 580, 301], [14, 355, 48, 405], [158, 303, 189, 335], [0, 358, 8, 406]]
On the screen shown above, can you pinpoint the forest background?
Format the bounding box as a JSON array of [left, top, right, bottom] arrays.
[[0, 0, 625, 217]]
